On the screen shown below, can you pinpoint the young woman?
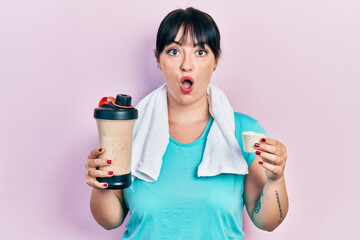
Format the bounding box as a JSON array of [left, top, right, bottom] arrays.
[[85, 7, 288, 239]]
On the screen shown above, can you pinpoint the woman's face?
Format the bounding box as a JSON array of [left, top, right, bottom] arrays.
[[157, 28, 219, 107]]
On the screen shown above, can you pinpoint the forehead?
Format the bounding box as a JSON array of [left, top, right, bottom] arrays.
[[172, 26, 201, 46]]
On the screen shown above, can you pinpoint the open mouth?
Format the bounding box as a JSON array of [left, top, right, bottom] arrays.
[[180, 77, 194, 93]]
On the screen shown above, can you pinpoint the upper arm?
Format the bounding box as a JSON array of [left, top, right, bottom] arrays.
[[113, 190, 129, 219]]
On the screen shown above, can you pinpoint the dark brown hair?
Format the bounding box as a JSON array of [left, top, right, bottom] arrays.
[[155, 7, 221, 60]]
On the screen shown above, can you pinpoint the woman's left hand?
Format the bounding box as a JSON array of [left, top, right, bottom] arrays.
[[254, 137, 287, 181]]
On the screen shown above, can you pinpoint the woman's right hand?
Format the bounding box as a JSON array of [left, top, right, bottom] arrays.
[[85, 148, 113, 189]]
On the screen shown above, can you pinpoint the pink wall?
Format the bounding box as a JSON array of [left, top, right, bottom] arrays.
[[1, 0, 359, 239]]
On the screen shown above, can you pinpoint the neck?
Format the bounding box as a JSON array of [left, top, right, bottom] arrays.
[[167, 94, 210, 126]]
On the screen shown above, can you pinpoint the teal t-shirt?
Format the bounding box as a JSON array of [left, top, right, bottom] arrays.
[[122, 112, 267, 240]]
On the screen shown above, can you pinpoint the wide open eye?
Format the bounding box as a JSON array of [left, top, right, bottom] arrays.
[[196, 49, 208, 57], [166, 49, 180, 56]]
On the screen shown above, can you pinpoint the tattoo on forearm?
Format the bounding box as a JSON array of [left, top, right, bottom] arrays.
[[275, 190, 283, 219], [254, 191, 263, 214], [254, 199, 261, 214]]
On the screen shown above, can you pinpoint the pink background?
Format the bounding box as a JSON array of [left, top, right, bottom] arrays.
[[1, 0, 359, 239]]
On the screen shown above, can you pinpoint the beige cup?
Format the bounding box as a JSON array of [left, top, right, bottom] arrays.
[[242, 131, 267, 153], [97, 119, 135, 175]]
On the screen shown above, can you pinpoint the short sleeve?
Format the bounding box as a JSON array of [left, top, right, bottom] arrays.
[[234, 112, 267, 167]]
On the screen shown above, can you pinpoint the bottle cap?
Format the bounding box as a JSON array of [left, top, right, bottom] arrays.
[[93, 94, 138, 120]]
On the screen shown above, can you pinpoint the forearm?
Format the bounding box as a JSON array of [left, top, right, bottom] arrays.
[[251, 176, 289, 231], [90, 188, 127, 230]]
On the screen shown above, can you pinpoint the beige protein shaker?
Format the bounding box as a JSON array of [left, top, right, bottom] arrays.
[[93, 94, 138, 189]]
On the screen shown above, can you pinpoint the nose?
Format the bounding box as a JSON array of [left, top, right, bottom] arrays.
[[180, 53, 193, 72]]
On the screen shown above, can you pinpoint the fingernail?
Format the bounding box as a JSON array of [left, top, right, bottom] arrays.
[[254, 143, 260, 147], [99, 148, 103, 152], [256, 151, 261, 155], [259, 161, 264, 165], [108, 171, 113, 175], [107, 160, 112, 164], [261, 138, 266, 142], [103, 183, 108, 187]]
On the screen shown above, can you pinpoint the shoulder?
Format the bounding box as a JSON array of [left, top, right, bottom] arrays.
[[234, 112, 257, 122], [234, 112, 263, 131], [233, 111, 267, 140], [234, 111, 266, 138]]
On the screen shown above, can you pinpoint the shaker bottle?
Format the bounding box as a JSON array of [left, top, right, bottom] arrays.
[[93, 94, 138, 189]]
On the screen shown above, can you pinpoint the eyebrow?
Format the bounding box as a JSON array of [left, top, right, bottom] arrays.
[[169, 40, 203, 47]]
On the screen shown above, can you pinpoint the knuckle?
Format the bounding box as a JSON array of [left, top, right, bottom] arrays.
[[266, 164, 275, 173], [94, 158, 101, 166], [261, 144, 267, 151], [98, 170, 108, 178], [268, 144, 275, 152], [276, 155, 282, 164], [86, 179, 91, 185], [96, 181, 104, 189], [85, 160, 91, 168], [89, 149, 98, 158], [102, 171, 109, 177], [100, 158, 107, 165], [102, 170, 110, 177], [90, 158, 97, 167], [96, 170, 103, 177]]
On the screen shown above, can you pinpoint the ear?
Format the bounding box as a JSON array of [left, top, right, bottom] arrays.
[[154, 49, 158, 60], [214, 52, 221, 71], [154, 49, 160, 66]]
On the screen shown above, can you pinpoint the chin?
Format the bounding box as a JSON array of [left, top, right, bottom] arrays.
[[167, 84, 206, 106], [173, 93, 192, 104], [180, 92, 207, 106]]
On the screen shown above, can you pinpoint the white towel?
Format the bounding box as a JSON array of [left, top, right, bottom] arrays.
[[131, 83, 248, 182]]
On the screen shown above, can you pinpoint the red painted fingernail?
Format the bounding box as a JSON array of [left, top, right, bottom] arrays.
[[107, 160, 112, 164], [259, 161, 264, 165], [108, 171, 113, 175], [254, 143, 260, 147], [103, 183, 108, 187], [261, 138, 266, 142], [256, 151, 261, 155], [99, 148, 103, 152]]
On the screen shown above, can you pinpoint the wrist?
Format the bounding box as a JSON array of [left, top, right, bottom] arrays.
[[92, 187, 113, 195], [266, 174, 285, 184]]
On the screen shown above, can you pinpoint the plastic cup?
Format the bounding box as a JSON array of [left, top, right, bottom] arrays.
[[242, 131, 267, 153]]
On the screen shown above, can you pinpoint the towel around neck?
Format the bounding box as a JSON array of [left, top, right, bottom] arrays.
[[131, 83, 248, 182]]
